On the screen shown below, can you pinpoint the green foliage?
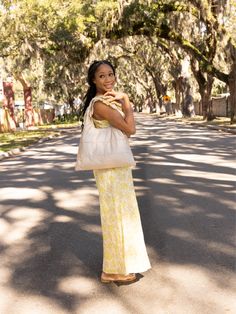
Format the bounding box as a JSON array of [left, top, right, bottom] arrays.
[[0, 0, 94, 105], [0, 0, 234, 117], [107, 0, 232, 84], [54, 112, 80, 124], [0, 129, 60, 152]]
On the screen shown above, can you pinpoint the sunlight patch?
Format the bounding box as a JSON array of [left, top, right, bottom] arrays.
[[81, 224, 101, 234], [0, 288, 66, 314], [156, 195, 181, 205], [79, 298, 130, 314], [53, 215, 74, 223], [180, 188, 212, 197], [167, 228, 235, 256], [172, 153, 235, 167], [3, 207, 48, 244], [151, 178, 183, 185], [174, 169, 235, 181], [58, 276, 98, 295], [157, 161, 192, 167], [53, 187, 98, 213], [0, 188, 47, 201]]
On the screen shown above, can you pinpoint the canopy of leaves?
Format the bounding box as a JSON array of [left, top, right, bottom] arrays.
[[0, 0, 235, 109]]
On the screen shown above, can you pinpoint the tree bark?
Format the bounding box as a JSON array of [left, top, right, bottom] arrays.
[[107, 10, 229, 84], [199, 75, 214, 120], [227, 40, 236, 123], [229, 67, 236, 123], [3, 81, 16, 129], [24, 86, 34, 127], [144, 66, 166, 114], [15, 75, 34, 127], [172, 76, 184, 116], [68, 96, 75, 114], [191, 60, 215, 120], [182, 78, 195, 117]]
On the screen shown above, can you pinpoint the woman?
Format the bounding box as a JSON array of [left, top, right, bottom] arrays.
[[82, 60, 151, 283]]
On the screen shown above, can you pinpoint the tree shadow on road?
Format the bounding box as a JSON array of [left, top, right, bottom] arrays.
[[133, 115, 235, 289], [0, 132, 105, 312], [0, 119, 235, 313]]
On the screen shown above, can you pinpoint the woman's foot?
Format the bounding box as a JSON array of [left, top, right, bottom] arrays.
[[101, 272, 136, 283]]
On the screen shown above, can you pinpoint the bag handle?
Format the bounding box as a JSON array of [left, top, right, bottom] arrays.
[[85, 96, 124, 121]]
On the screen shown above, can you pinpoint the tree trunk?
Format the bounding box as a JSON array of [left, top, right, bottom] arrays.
[[3, 81, 16, 128], [229, 63, 236, 123], [24, 86, 34, 127], [201, 92, 214, 120], [15, 75, 34, 127], [173, 76, 184, 116], [174, 81, 181, 111], [190, 59, 215, 120], [199, 88, 209, 119], [199, 79, 214, 121], [182, 80, 195, 117], [152, 77, 167, 114], [150, 95, 156, 113], [153, 87, 162, 115], [68, 97, 75, 114]]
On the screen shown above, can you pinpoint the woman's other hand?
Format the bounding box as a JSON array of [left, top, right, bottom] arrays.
[[104, 90, 128, 102], [93, 90, 136, 137], [104, 91, 132, 114]]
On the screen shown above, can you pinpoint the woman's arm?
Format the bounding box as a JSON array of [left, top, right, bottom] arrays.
[[93, 92, 136, 136], [121, 93, 136, 136]]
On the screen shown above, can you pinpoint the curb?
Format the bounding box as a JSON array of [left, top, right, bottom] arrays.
[[158, 116, 236, 135], [0, 147, 26, 160], [189, 122, 236, 135], [0, 133, 60, 161], [0, 127, 79, 161]]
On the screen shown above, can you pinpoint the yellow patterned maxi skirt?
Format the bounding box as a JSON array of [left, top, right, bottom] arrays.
[[94, 167, 151, 275]]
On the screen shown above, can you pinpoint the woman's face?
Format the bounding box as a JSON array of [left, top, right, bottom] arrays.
[[93, 64, 116, 94]]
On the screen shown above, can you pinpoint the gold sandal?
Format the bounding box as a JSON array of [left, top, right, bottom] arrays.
[[101, 272, 136, 283]]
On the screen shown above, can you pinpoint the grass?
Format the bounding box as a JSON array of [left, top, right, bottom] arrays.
[[0, 129, 61, 152], [157, 114, 236, 129], [38, 122, 79, 130], [1, 114, 234, 154], [0, 120, 80, 153]]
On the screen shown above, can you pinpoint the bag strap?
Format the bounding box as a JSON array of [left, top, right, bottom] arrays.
[[85, 96, 124, 121]]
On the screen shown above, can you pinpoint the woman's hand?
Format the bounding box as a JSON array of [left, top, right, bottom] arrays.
[[104, 90, 128, 102], [94, 90, 136, 136], [104, 90, 132, 113]]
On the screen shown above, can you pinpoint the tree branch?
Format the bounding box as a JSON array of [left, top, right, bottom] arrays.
[[106, 1, 229, 84]]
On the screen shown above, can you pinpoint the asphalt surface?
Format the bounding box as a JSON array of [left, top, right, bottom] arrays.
[[0, 114, 235, 314]]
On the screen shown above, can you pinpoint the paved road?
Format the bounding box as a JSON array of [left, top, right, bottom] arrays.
[[0, 115, 235, 314]]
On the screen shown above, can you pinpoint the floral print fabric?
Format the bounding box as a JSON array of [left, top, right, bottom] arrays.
[[94, 166, 151, 275]]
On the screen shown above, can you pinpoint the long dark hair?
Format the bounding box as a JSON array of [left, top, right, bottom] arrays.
[[81, 60, 116, 117]]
